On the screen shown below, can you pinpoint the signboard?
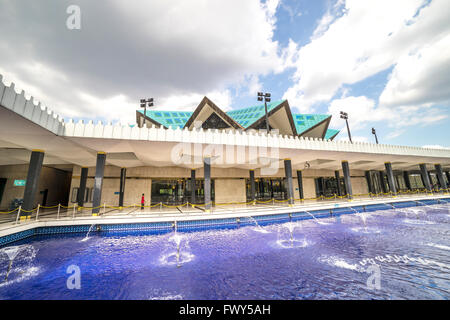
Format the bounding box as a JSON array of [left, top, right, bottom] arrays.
[[14, 179, 26, 187]]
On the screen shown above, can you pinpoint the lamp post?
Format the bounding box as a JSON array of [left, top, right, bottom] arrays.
[[140, 98, 154, 127], [372, 127, 379, 144], [257, 92, 271, 134], [340, 111, 352, 143]]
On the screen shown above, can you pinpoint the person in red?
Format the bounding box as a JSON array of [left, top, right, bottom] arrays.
[[141, 193, 145, 210]]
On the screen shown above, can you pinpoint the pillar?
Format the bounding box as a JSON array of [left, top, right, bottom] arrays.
[[379, 171, 387, 193], [249, 170, 256, 202], [428, 172, 434, 189], [365, 171, 373, 195], [296, 170, 304, 200], [342, 161, 353, 199], [77, 167, 88, 207], [190, 169, 196, 204], [314, 179, 321, 197], [419, 163, 432, 192], [403, 171, 412, 191], [446, 171, 450, 186], [284, 159, 294, 205], [119, 168, 126, 207], [335, 170, 342, 196], [92, 152, 106, 215], [22, 150, 45, 214], [434, 164, 447, 191], [384, 162, 397, 195], [204, 158, 211, 212]]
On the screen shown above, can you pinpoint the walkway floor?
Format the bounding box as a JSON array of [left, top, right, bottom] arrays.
[[1, 193, 449, 238]]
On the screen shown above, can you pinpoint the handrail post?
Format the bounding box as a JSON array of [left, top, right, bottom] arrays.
[[160, 202, 162, 213], [36, 204, 40, 221], [73, 204, 76, 219], [15, 206, 22, 224], [57, 204, 60, 220], [103, 203, 106, 215]]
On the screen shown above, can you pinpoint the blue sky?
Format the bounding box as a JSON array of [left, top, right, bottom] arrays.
[[229, 0, 450, 147], [0, 0, 449, 147]]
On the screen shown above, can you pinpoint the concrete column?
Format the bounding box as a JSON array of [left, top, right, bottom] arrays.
[[22, 150, 45, 214], [365, 171, 373, 195], [92, 152, 106, 215], [335, 170, 342, 196], [77, 167, 88, 207], [419, 164, 432, 192], [119, 168, 126, 207], [434, 164, 447, 190], [190, 169, 196, 204], [378, 171, 387, 193], [296, 170, 304, 200], [314, 179, 321, 197], [249, 170, 256, 202], [341, 161, 353, 199], [428, 172, 434, 189], [446, 171, 450, 186], [284, 159, 294, 205], [403, 171, 412, 191], [384, 162, 397, 195], [204, 158, 211, 212]]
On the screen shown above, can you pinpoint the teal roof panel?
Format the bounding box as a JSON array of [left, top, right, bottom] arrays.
[[226, 100, 285, 128], [293, 113, 330, 136], [324, 129, 340, 140], [138, 110, 193, 128]]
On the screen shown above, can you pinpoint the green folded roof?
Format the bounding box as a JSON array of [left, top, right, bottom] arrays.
[[292, 113, 330, 135], [138, 110, 193, 129], [226, 100, 284, 128], [324, 129, 340, 140], [138, 100, 336, 138]]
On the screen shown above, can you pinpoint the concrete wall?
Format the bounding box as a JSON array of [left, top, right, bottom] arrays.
[[70, 166, 154, 207], [215, 178, 246, 204], [67, 165, 370, 207], [0, 164, 72, 210], [351, 177, 369, 195]]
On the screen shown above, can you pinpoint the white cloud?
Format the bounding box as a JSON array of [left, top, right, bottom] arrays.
[[0, 0, 286, 122], [327, 95, 386, 130], [326, 94, 447, 140], [156, 90, 233, 112], [379, 33, 450, 108], [283, 0, 450, 112]]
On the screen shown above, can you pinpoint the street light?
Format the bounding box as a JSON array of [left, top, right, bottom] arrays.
[[257, 92, 271, 134], [340, 111, 352, 143], [371, 127, 379, 144], [140, 98, 154, 127]]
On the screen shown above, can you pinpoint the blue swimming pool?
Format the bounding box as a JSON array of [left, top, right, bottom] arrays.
[[0, 203, 449, 299]]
